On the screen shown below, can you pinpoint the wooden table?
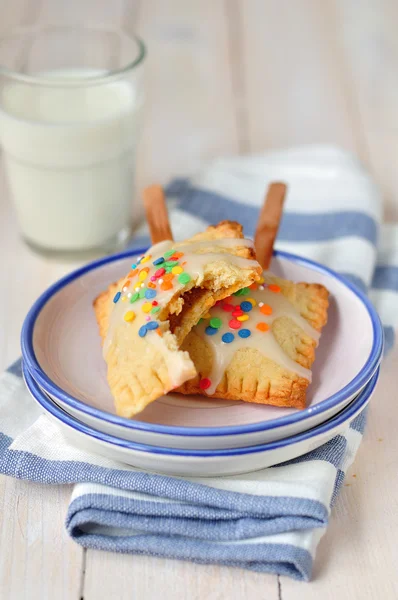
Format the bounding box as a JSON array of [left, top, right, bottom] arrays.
[[1, 1, 398, 598]]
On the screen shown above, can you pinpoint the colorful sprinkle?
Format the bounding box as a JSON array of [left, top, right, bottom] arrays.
[[238, 328, 251, 338], [234, 287, 250, 297], [259, 285, 265, 291], [256, 322, 269, 332], [142, 302, 152, 313], [130, 292, 139, 303], [146, 316, 151, 322], [153, 257, 165, 265], [165, 260, 178, 269], [131, 263, 137, 270], [258, 302, 264, 308], [247, 298, 257, 307], [210, 317, 222, 329], [140, 255, 151, 264], [240, 301, 253, 312], [146, 321, 159, 331], [222, 332, 235, 343], [150, 276, 157, 282], [260, 304, 273, 315], [113, 291, 121, 303], [249, 283, 258, 291], [163, 273, 175, 282], [152, 301, 158, 306], [237, 315, 249, 322], [178, 273, 191, 284], [139, 270, 148, 282], [259, 276, 265, 284], [222, 303, 234, 312], [172, 265, 183, 275], [173, 251, 184, 259], [145, 289, 157, 300], [161, 281, 173, 291], [205, 326, 218, 336], [122, 287, 128, 293], [124, 311, 136, 322], [155, 267, 166, 278], [164, 249, 176, 259], [199, 378, 212, 390], [229, 319, 241, 329], [138, 325, 147, 337], [127, 292, 132, 298], [121, 297, 127, 302], [147, 281, 156, 289], [269, 284, 281, 293], [151, 306, 161, 314], [232, 309, 244, 317], [139, 288, 146, 299]]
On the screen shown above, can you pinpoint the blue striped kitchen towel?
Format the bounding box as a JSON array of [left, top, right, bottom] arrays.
[[0, 145, 397, 581]]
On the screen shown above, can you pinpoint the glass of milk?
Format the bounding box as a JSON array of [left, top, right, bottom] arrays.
[[0, 26, 145, 257]]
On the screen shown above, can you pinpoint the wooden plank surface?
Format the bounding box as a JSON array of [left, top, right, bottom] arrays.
[[134, 0, 239, 189], [240, 0, 360, 155], [281, 345, 398, 600], [0, 1, 397, 598], [334, 0, 398, 222], [84, 553, 279, 600]]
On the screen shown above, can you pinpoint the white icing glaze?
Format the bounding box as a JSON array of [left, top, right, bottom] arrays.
[[194, 277, 321, 394], [103, 237, 260, 388]]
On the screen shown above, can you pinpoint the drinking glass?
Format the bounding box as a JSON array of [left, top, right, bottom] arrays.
[[0, 25, 146, 257]]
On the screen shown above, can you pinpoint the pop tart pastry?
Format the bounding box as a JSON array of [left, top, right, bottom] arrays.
[[94, 221, 262, 417], [177, 272, 329, 409]]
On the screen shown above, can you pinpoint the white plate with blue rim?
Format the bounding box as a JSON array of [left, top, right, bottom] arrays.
[[21, 248, 383, 450], [24, 363, 379, 477]]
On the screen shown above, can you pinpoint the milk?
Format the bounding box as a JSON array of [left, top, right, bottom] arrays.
[[0, 69, 141, 251]]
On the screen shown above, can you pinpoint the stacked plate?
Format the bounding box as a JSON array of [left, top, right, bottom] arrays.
[[21, 249, 383, 477]]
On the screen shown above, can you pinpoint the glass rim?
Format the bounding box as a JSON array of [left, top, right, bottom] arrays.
[[0, 24, 146, 87]]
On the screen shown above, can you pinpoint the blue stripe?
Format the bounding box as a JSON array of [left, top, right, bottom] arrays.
[[339, 273, 367, 293], [6, 358, 23, 378], [276, 435, 347, 469], [384, 326, 395, 355], [68, 496, 325, 541], [65, 531, 314, 581], [126, 234, 150, 252], [372, 265, 398, 291], [0, 446, 327, 517], [166, 181, 378, 244], [67, 492, 326, 526], [0, 433, 12, 457], [331, 470, 345, 506], [350, 409, 367, 434]]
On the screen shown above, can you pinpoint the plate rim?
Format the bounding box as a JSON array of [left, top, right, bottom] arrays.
[[21, 247, 384, 438], [23, 363, 379, 457]]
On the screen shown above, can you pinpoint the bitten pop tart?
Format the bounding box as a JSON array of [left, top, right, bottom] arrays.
[[177, 271, 328, 409], [94, 219, 262, 417]]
